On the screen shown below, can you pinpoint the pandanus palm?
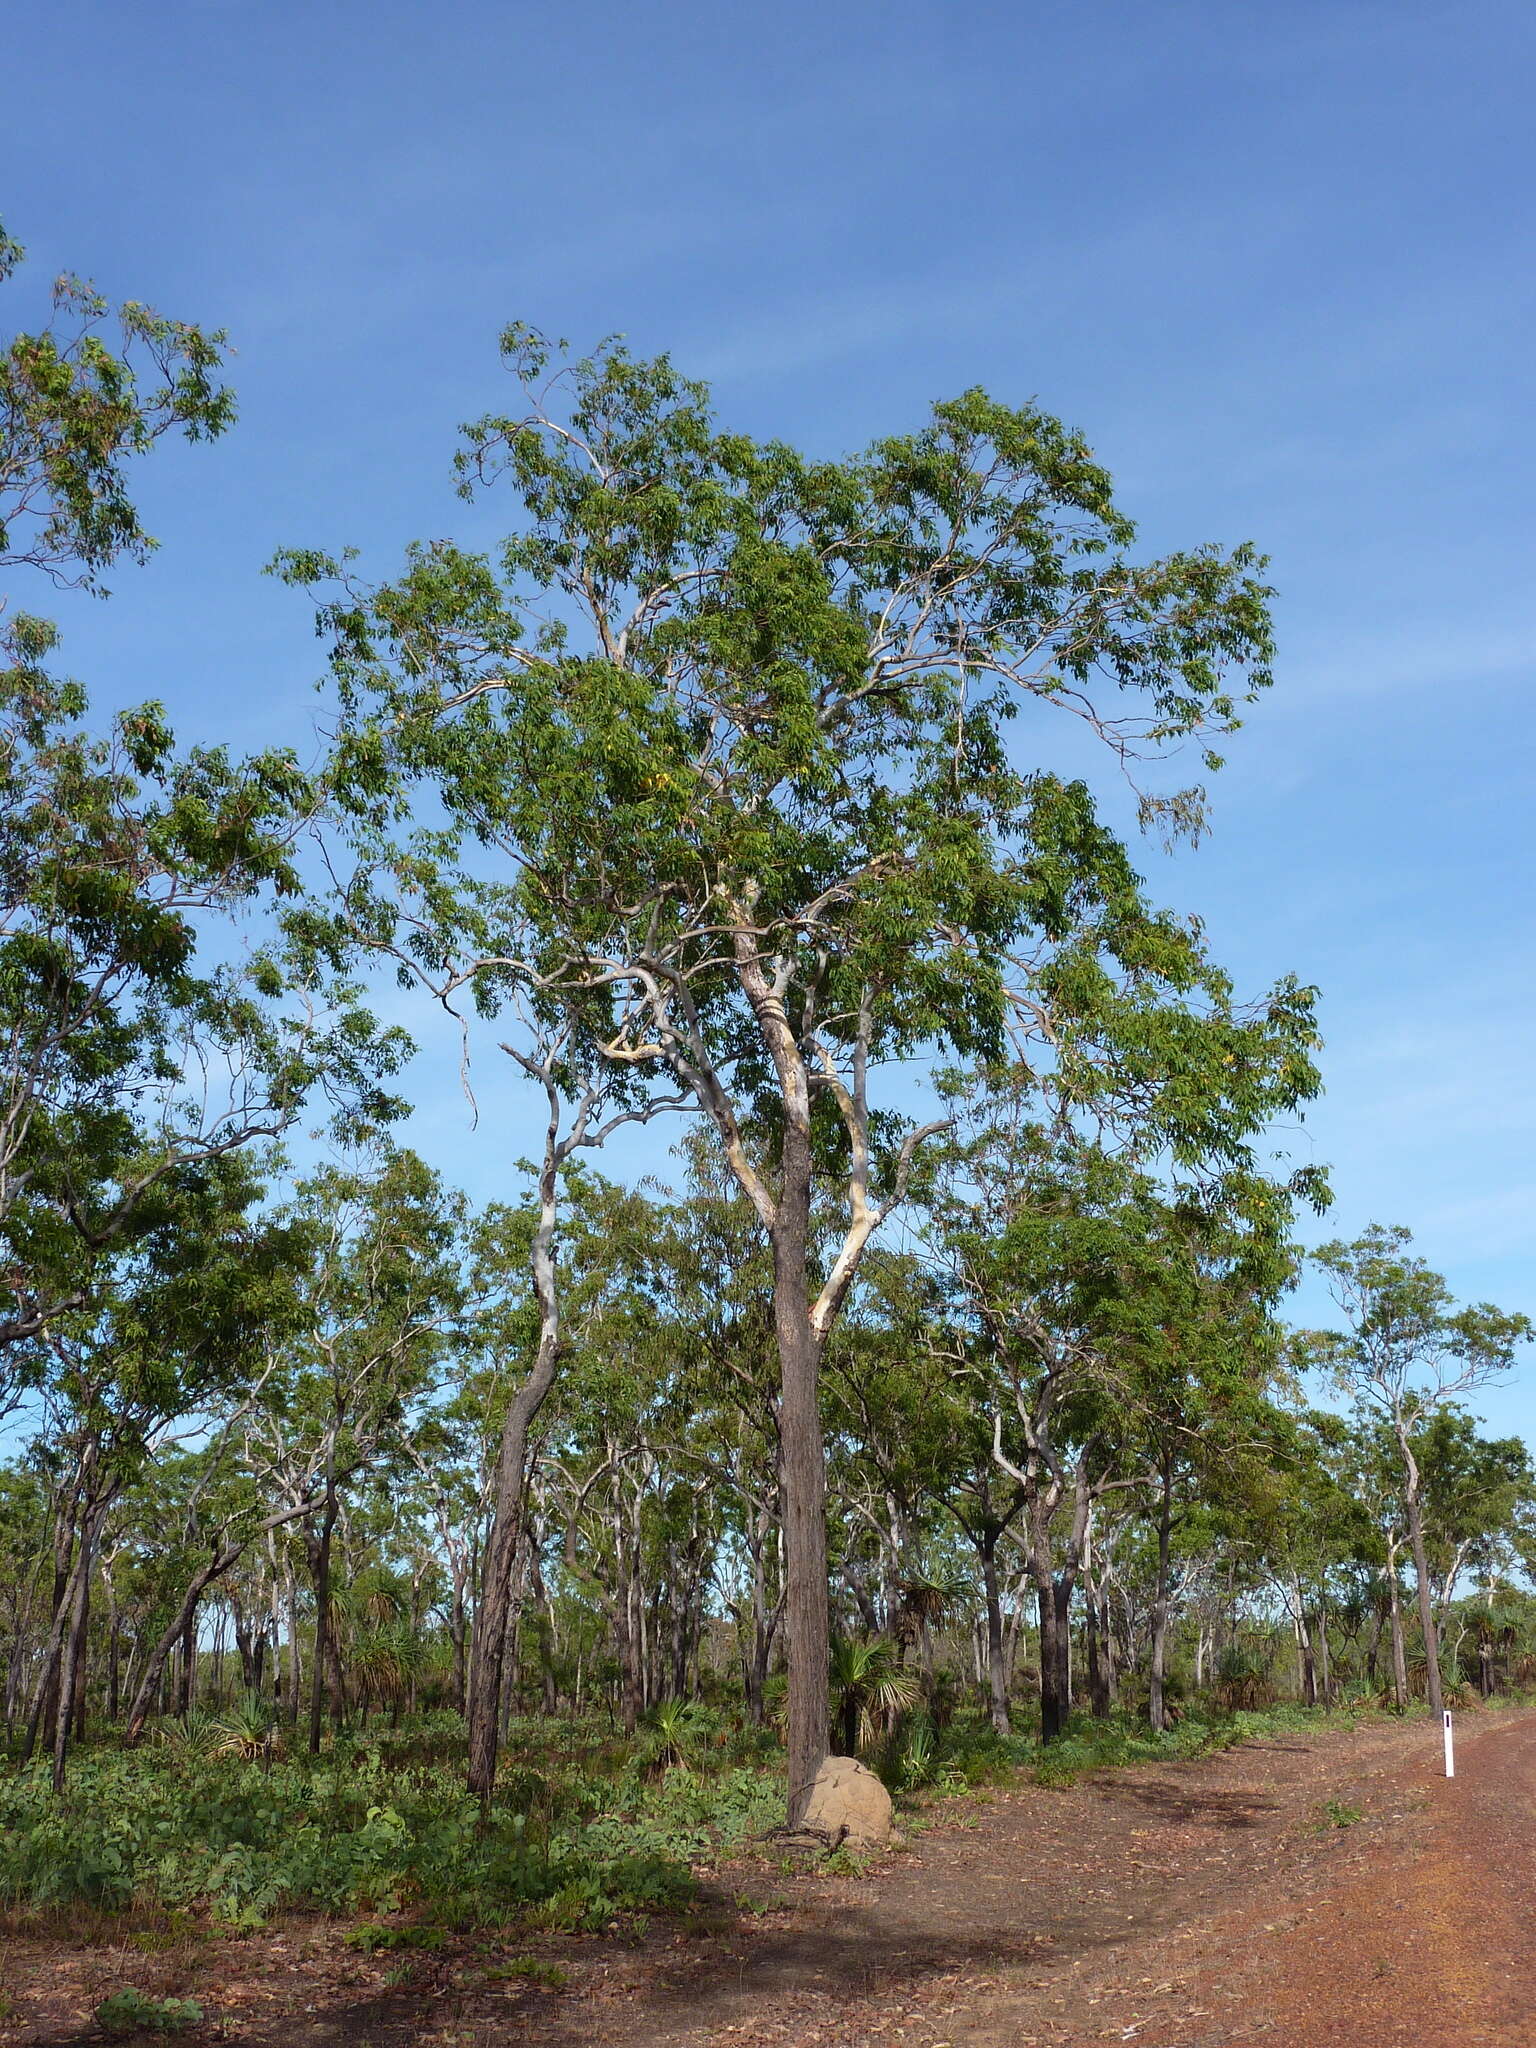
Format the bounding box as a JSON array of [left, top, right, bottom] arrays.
[[829, 1637, 921, 1756]]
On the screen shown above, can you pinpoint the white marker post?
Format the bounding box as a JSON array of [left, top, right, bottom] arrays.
[[1443, 1710, 1455, 1779]]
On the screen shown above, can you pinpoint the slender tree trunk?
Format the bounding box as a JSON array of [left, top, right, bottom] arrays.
[[980, 1532, 1010, 1735], [177, 1606, 197, 1716], [1101, 1592, 1117, 1709], [103, 1563, 122, 1726], [614, 1560, 644, 1735], [744, 1575, 782, 1728], [33, 1491, 84, 1759], [1387, 1561, 1408, 1711], [526, 1541, 559, 1717], [1293, 1589, 1317, 1707], [284, 1556, 303, 1722], [1401, 1447, 1444, 1717], [52, 1551, 94, 1789], [772, 1112, 830, 1819], [1148, 1465, 1174, 1733], [235, 1610, 258, 1692], [1365, 1601, 1384, 1685], [450, 1578, 468, 1716], [68, 1556, 93, 1742], [466, 1090, 564, 1801], [307, 1488, 337, 1756], [268, 1536, 286, 1711], [1087, 1579, 1111, 1719], [51, 1497, 110, 1789], [1054, 1578, 1073, 1720]]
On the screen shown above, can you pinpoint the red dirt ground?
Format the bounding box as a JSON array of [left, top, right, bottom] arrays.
[[2, 1706, 1529, 2046]]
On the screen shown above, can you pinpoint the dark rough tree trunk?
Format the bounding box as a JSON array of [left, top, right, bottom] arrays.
[[51, 1495, 113, 1790], [1365, 1600, 1385, 1686], [27, 1487, 87, 1764], [980, 1531, 1011, 1735], [1087, 1590, 1111, 1719], [1036, 1578, 1063, 1742], [1054, 1578, 1073, 1719], [177, 1607, 198, 1717]]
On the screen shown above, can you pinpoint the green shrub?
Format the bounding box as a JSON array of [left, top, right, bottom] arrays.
[[94, 1989, 203, 2035], [0, 1727, 780, 1928]]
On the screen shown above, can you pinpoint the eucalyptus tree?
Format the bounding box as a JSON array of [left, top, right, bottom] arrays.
[[532, 1171, 711, 1731], [1304, 1225, 1531, 1716], [934, 1036, 1320, 1738], [118, 1445, 333, 1742], [278, 877, 692, 1793], [1332, 1406, 1536, 1702], [1411, 1410, 1535, 1618], [0, 217, 232, 592], [1244, 1409, 1371, 1708], [0, 1463, 46, 1740], [823, 1259, 978, 1687], [16, 1149, 303, 1780], [1109, 1180, 1303, 1729], [246, 1149, 464, 1750], [643, 1142, 783, 1720], [283, 326, 1293, 1815], [0, 220, 400, 1367]]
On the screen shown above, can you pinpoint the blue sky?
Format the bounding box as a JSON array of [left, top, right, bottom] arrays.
[[8, 1, 1535, 1432]]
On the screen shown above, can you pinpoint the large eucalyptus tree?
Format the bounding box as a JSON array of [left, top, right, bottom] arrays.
[[284, 329, 1302, 1813]]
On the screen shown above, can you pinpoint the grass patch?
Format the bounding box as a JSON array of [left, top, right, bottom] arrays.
[[484, 1956, 568, 1988], [1025, 1702, 1376, 1789], [1318, 1798, 1363, 1829], [344, 1921, 446, 1952]]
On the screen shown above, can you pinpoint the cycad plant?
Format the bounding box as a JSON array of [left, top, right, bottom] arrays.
[[830, 1637, 921, 1757]]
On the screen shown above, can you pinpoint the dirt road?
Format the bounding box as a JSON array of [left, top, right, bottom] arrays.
[[4, 1708, 1532, 2046], [541, 1706, 1536, 2048]]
